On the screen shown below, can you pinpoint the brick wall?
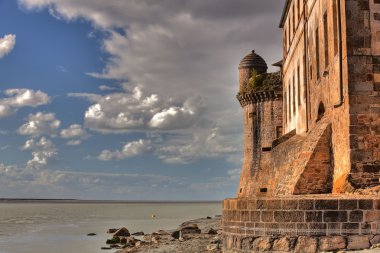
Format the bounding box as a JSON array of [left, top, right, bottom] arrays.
[[223, 196, 380, 252], [345, 0, 380, 188]]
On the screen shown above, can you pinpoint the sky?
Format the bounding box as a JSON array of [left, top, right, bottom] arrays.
[[0, 0, 283, 200]]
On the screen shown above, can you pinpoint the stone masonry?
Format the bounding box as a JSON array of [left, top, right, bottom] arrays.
[[222, 0, 380, 252]]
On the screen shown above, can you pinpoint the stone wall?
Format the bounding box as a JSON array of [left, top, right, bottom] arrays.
[[237, 91, 282, 198], [223, 196, 380, 252], [345, 0, 380, 189]]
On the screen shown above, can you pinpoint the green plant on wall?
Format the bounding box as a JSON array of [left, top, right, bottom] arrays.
[[248, 69, 266, 91]]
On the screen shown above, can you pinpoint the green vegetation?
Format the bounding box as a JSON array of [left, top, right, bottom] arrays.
[[248, 69, 266, 90], [238, 70, 281, 97]]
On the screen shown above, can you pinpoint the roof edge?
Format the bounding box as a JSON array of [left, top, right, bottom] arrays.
[[279, 0, 292, 28]]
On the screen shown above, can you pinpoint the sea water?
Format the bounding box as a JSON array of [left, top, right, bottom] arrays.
[[0, 201, 221, 253]]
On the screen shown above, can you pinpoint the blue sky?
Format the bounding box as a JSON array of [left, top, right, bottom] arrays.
[[0, 0, 282, 200]]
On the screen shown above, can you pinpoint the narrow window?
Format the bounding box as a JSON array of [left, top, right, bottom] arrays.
[[288, 83, 291, 120], [293, 74, 296, 114], [284, 91, 287, 125], [298, 0, 302, 19], [276, 126, 283, 138], [333, 0, 339, 56], [293, 4, 296, 32], [289, 16, 292, 42], [262, 147, 272, 152], [323, 12, 329, 68], [285, 29, 288, 51], [297, 65, 301, 106], [316, 27, 320, 80], [377, 31, 380, 43]]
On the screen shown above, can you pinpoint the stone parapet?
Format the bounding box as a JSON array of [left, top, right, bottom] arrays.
[[223, 196, 380, 252], [237, 90, 282, 107]]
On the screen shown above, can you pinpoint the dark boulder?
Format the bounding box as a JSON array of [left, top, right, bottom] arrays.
[[114, 227, 130, 237]]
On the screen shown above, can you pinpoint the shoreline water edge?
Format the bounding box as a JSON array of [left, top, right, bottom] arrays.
[[98, 216, 223, 253]]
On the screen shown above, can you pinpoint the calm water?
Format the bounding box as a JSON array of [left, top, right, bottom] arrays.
[[0, 201, 221, 253]]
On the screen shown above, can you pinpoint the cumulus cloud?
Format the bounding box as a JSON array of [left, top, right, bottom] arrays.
[[0, 34, 16, 58], [22, 137, 58, 168], [70, 87, 204, 133], [98, 139, 151, 161], [0, 89, 50, 118], [18, 0, 282, 165], [18, 112, 60, 137], [60, 124, 87, 139]]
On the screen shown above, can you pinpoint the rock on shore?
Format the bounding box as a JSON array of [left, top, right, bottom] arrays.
[[108, 216, 222, 253]]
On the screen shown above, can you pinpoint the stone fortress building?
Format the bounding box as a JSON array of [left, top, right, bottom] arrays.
[[222, 0, 380, 252]]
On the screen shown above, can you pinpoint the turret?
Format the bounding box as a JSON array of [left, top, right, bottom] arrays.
[[238, 50, 268, 93], [236, 50, 282, 198]]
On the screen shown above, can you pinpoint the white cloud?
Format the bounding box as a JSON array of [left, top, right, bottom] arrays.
[[99, 85, 116, 91], [18, 112, 60, 137], [98, 139, 151, 161], [66, 140, 81, 146], [70, 87, 203, 133], [0, 34, 16, 58], [155, 127, 240, 164], [60, 124, 87, 139], [68, 92, 102, 103], [149, 97, 202, 130], [22, 137, 58, 168], [18, 0, 282, 165], [0, 89, 50, 118]]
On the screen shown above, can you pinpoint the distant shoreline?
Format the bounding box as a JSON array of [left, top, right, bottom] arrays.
[[0, 199, 222, 204]]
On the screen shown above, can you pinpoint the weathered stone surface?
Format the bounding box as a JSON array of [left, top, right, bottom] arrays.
[[294, 236, 317, 253], [241, 237, 253, 251], [114, 227, 130, 237], [371, 235, 380, 246], [252, 236, 272, 251], [318, 236, 346, 251], [272, 237, 291, 252], [347, 235, 370, 250]]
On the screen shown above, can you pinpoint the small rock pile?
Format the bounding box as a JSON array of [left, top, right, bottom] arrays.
[[100, 216, 222, 252]]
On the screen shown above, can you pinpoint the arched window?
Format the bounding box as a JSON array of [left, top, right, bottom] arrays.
[[317, 102, 325, 122]]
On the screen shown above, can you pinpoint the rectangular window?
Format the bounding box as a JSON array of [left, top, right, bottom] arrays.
[[288, 83, 291, 120], [293, 4, 296, 32], [276, 126, 283, 138], [262, 147, 272, 152], [323, 12, 329, 68], [285, 30, 288, 51], [316, 27, 320, 80], [297, 65, 301, 106], [298, 0, 302, 19], [284, 91, 287, 125], [333, 0, 339, 56], [293, 75, 296, 114], [288, 19, 291, 47]]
